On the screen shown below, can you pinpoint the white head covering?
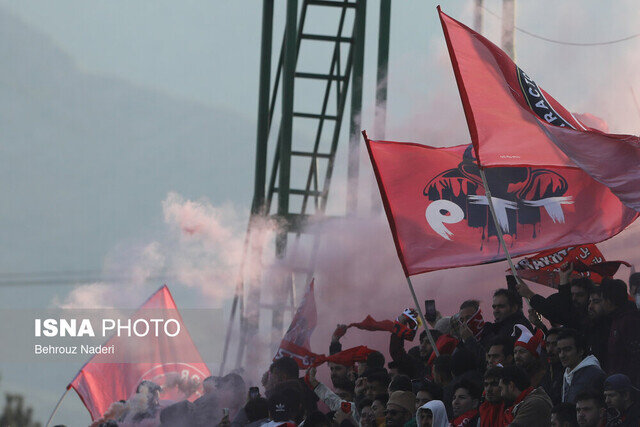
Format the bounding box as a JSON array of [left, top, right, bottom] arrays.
[[416, 400, 448, 427]]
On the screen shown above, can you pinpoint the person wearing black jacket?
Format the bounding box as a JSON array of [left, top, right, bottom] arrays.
[[389, 315, 442, 380], [586, 286, 612, 369], [483, 288, 533, 342], [540, 328, 563, 405], [601, 279, 640, 386], [516, 266, 591, 332]]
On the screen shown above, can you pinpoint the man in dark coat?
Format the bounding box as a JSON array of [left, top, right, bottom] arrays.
[[586, 286, 612, 369], [516, 268, 591, 332], [483, 288, 533, 341], [601, 279, 640, 386]]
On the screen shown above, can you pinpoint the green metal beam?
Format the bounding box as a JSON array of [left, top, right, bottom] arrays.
[[371, 0, 390, 213], [346, 0, 366, 215], [375, 0, 390, 140], [252, 0, 274, 216], [278, 0, 298, 256]]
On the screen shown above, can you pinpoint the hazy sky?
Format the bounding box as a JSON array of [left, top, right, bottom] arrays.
[[1, 0, 639, 424]]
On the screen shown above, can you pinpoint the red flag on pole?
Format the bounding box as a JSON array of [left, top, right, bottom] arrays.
[[364, 134, 637, 276], [68, 285, 211, 421], [274, 280, 318, 369], [437, 6, 640, 211]]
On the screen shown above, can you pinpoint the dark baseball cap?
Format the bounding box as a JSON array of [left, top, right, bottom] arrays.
[[604, 374, 638, 392]]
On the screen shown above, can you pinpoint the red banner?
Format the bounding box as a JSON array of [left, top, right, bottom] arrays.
[[516, 244, 600, 286], [364, 135, 637, 276], [68, 285, 211, 421], [274, 280, 318, 369], [515, 244, 630, 287], [438, 7, 640, 211]]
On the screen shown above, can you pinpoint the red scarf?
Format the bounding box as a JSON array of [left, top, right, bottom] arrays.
[[479, 401, 506, 427], [504, 387, 534, 424], [451, 409, 479, 426]]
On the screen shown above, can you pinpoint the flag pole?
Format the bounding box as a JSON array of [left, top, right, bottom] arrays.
[[478, 168, 521, 279], [45, 388, 70, 427], [405, 276, 440, 357]]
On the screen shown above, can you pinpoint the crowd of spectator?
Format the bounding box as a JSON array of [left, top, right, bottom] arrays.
[[93, 269, 640, 426]]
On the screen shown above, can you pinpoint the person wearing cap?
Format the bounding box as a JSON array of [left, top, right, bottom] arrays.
[[499, 365, 552, 427], [558, 329, 605, 404], [600, 278, 640, 386], [384, 390, 416, 427], [603, 374, 640, 426], [416, 400, 448, 427], [512, 324, 548, 389]]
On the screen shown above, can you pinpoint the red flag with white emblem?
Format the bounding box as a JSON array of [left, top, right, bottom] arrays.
[[364, 134, 637, 276]]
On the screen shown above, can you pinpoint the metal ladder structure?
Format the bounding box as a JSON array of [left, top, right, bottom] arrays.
[[220, 0, 392, 374]]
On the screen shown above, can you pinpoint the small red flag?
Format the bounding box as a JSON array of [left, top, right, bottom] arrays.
[[438, 7, 640, 211], [364, 134, 636, 276], [274, 280, 318, 369], [68, 285, 211, 421], [466, 309, 485, 339]]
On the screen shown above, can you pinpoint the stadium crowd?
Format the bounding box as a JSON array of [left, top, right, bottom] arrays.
[[92, 269, 640, 427]]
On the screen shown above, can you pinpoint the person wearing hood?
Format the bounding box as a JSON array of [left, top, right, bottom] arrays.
[[558, 329, 605, 404], [416, 400, 448, 427]]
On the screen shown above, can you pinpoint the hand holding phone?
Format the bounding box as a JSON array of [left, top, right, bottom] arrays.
[[424, 299, 437, 323], [248, 387, 260, 400]]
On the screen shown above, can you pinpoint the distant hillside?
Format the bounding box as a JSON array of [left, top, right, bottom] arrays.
[[0, 6, 256, 273]]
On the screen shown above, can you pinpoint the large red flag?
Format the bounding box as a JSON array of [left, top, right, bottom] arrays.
[[437, 7, 640, 211], [274, 280, 318, 368], [364, 134, 637, 276], [68, 285, 211, 421]]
